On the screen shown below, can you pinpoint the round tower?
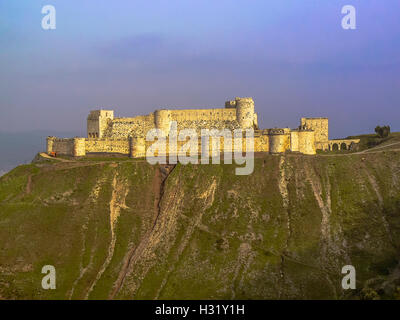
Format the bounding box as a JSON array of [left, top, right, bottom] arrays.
[[268, 129, 290, 154], [154, 109, 171, 137], [129, 136, 146, 158], [235, 97, 255, 129]]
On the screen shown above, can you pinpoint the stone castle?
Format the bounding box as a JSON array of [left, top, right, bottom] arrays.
[[46, 97, 359, 158]]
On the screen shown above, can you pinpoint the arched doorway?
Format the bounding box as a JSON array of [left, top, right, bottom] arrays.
[[332, 143, 339, 151], [341, 143, 347, 150]]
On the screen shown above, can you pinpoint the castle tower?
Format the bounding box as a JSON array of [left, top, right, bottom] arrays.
[[129, 136, 145, 158], [46, 136, 55, 154], [154, 109, 171, 137], [235, 97, 255, 129], [300, 117, 328, 150], [87, 110, 114, 138], [73, 138, 86, 157], [268, 128, 291, 154], [297, 130, 316, 155]]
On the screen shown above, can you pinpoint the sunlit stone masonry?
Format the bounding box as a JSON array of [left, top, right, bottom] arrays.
[[47, 97, 359, 157]]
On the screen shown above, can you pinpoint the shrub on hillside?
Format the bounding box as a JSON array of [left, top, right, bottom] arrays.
[[375, 125, 391, 138]]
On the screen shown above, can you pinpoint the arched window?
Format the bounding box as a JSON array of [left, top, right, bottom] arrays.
[[341, 143, 347, 150], [332, 143, 339, 151]]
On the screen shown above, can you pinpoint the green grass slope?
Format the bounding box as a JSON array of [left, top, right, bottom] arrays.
[[346, 132, 400, 151], [0, 149, 400, 299]]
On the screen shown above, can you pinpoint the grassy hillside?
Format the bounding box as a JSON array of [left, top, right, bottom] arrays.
[[0, 147, 400, 299], [346, 132, 400, 151]]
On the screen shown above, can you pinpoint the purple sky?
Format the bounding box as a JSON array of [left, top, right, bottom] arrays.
[[0, 0, 399, 138]]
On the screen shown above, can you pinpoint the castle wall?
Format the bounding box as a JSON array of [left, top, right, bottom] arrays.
[[129, 137, 146, 158], [315, 142, 329, 150], [73, 138, 86, 156], [154, 108, 240, 137], [254, 131, 269, 152], [104, 114, 155, 139], [48, 138, 75, 155], [85, 138, 130, 154], [67, 97, 331, 159], [92, 98, 259, 141], [300, 118, 328, 150], [170, 108, 236, 121], [269, 129, 291, 153], [175, 120, 241, 133], [48, 128, 317, 158], [328, 139, 360, 151], [290, 131, 299, 152], [145, 135, 259, 157], [298, 131, 316, 155]]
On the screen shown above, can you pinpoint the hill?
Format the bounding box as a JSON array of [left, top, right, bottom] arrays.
[[346, 132, 400, 152], [0, 139, 400, 299]]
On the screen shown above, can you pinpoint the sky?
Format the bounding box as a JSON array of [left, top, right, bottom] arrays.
[[0, 0, 399, 138]]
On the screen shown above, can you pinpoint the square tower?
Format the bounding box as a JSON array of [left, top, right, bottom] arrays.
[[300, 117, 329, 150], [87, 110, 114, 138]]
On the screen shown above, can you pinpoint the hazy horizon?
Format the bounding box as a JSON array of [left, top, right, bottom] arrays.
[[1, 1, 399, 139]]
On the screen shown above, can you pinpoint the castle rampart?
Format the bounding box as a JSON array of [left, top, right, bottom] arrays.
[[170, 108, 236, 122], [47, 137, 86, 156], [46, 97, 359, 158], [85, 138, 130, 154], [268, 128, 291, 154]]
